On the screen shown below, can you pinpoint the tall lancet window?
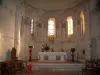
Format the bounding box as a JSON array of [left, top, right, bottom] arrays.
[[67, 16, 73, 37], [48, 17, 56, 40], [80, 11, 85, 35], [31, 19, 34, 34]]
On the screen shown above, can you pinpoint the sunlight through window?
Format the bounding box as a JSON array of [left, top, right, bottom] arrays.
[[48, 18, 56, 36], [67, 16, 73, 36], [31, 19, 33, 34]]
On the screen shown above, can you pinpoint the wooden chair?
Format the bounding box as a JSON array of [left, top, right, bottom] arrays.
[[97, 59, 100, 75], [0, 62, 2, 74], [93, 59, 100, 75], [97, 59, 100, 68], [82, 60, 97, 75], [0, 61, 16, 75]]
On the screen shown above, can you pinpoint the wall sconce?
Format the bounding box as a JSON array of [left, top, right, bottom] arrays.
[[0, 34, 2, 39]]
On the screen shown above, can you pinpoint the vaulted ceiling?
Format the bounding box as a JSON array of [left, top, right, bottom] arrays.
[[25, 0, 86, 10]]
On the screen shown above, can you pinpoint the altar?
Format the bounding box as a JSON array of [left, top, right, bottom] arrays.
[[38, 52, 67, 61]]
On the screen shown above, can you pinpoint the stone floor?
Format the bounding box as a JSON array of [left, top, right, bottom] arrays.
[[16, 70, 82, 75], [16, 60, 85, 75]]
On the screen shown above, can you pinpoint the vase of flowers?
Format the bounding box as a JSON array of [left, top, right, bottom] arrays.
[[42, 44, 50, 52]]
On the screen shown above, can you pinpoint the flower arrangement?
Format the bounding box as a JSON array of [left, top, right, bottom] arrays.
[[42, 44, 50, 52]]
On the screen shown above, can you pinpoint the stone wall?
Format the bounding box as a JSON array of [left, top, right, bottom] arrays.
[[0, 0, 16, 61], [89, 0, 100, 59], [0, 0, 25, 61], [1, 0, 100, 61], [19, 0, 91, 61]]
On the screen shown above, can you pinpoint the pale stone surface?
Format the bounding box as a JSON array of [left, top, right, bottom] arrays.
[[0, 0, 100, 61]]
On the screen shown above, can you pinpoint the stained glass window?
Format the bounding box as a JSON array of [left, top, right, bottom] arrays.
[[31, 19, 33, 34], [48, 18, 56, 36], [67, 16, 73, 36]]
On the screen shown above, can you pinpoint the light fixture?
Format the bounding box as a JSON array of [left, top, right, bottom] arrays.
[[0, 33, 2, 38]]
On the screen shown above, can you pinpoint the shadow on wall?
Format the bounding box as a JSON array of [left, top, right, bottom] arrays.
[[6, 49, 11, 61]]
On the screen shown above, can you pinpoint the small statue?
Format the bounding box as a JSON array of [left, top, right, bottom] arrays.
[[11, 47, 17, 60]]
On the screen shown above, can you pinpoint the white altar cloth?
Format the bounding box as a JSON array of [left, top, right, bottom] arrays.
[[38, 52, 67, 61]]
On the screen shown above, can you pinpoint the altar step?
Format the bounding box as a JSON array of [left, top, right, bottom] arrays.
[[16, 71, 83, 75], [32, 63, 85, 71], [27, 60, 85, 72], [33, 71, 82, 75]]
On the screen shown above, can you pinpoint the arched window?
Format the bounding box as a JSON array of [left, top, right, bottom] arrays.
[[31, 19, 34, 34], [48, 17, 56, 38], [67, 16, 73, 36], [80, 11, 85, 35]]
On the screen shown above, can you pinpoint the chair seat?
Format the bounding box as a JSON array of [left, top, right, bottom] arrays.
[[82, 68, 93, 71], [82, 60, 97, 75]]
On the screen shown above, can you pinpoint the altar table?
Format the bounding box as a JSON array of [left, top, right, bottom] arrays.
[[38, 52, 67, 61]]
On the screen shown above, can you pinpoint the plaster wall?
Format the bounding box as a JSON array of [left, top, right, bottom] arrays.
[[1, 0, 99, 61], [0, 0, 16, 61], [19, 1, 91, 61]]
